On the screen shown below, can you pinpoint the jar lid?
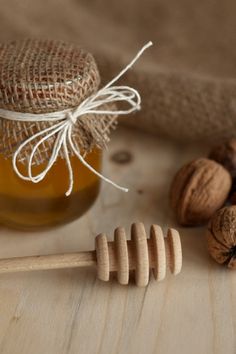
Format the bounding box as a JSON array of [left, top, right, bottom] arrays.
[[0, 39, 116, 165], [0, 39, 100, 113]]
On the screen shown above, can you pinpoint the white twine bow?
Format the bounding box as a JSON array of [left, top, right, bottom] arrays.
[[0, 41, 153, 196]]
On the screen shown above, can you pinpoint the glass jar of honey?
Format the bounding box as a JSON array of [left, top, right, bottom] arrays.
[[0, 39, 114, 230], [0, 38, 144, 229]]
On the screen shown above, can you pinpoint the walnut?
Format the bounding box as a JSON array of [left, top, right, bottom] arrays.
[[170, 158, 232, 226], [209, 138, 236, 177], [206, 206, 236, 269]]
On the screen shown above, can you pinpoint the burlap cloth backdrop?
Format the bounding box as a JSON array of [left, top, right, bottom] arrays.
[[0, 0, 235, 143]]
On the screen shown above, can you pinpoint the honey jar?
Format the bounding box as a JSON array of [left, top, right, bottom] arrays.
[[0, 39, 112, 229], [0, 39, 149, 229]]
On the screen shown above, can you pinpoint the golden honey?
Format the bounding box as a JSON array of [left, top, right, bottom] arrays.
[[0, 149, 102, 229]]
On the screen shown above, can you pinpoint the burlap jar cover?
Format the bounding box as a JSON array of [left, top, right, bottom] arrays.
[[0, 39, 118, 165], [0, 39, 151, 195]]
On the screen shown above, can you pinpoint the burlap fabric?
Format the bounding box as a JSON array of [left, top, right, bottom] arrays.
[[0, 0, 236, 143], [0, 39, 117, 164]]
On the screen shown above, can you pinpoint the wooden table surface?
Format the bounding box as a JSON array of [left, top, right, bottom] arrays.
[[0, 127, 235, 354]]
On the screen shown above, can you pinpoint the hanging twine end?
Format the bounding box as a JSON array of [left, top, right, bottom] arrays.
[[147, 41, 153, 47]]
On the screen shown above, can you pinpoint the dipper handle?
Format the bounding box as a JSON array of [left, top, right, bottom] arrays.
[[0, 251, 96, 274]]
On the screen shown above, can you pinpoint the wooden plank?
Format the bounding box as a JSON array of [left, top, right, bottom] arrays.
[[0, 127, 235, 354]]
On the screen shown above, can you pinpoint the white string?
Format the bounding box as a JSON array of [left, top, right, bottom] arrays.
[[0, 41, 153, 195]]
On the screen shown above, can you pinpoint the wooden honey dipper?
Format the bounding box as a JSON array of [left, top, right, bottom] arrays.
[[0, 223, 182, 287]]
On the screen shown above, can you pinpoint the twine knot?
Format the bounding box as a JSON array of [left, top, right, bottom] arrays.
[[67, 111, 77, 124]]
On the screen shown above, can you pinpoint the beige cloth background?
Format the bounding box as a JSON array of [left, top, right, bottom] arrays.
[[0, 0, 236, 143]]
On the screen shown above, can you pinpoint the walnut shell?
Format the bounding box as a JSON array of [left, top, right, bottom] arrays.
[[209, 138, 236, 177], [206, 206, 236, 269], [170, 158, 232, 226]]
